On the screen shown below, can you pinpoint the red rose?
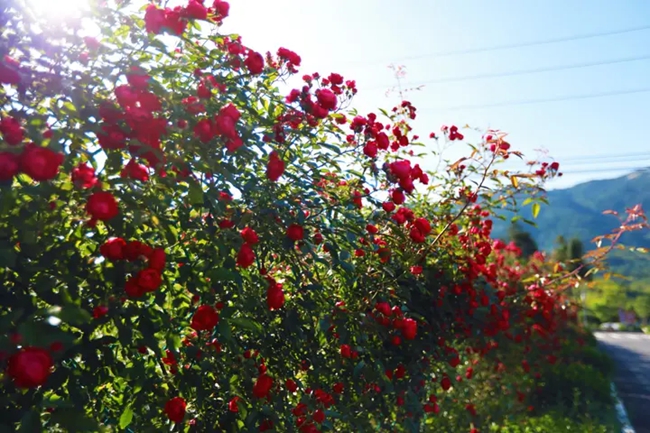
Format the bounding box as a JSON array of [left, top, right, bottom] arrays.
[[184, 0, 207, 20], [20, 144, 64, 182], [225, 137, 243, 152], [316, 88, 337, 111], [123, 240, 153, 261], [213, 0, 230, 18], [266, 151, 285, 182], [0, 116, 24, 145], [339, 344, 351, 358], [409, 227, 426, 243], [328, 73, 344, 85], [410, 265, 423, 275], [313, 409, 325, 424], [402, 318, 417, 340], [244, 51, 265, 75], [71, 163, 98, 189], [366, 224, 378, 234], [86, 191, 119, 221], [121, 160, 149, 182], [285, 379, 298, 392], [144, 5, 167, 34], [100, 237, 126, 261], [0, 152, 20, 181], [389, 160, 411, 180], [136, 268, 162, 292], [0, 64, 20, 86], [214, 103, 241, 139], [286, 224, 304, 241], [92, 305, 109, 319], [190, 305, 219, 331], [125, 277, 146, 298], [266, 282, 285, 310], [236, 243, 255, 268], [7, 347, 53, 388], [148, 248, 166, 271], [228, 396, 240, 412], [414, 218, 431, 235], [164, 396, 186, 423], [382, 202, 395, 213], [363, 142, 377, 158], [441, 376, 452, 391], [277, 47, 301, 67], [193, 118, 215, 143], [241, 227, 259, 245], [219, 219, 235, 229], [252, 373, 273, 398]]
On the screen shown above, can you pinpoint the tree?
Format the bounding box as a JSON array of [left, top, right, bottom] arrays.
[[633, 295, 650, 325], [508, 223, 538, 259]]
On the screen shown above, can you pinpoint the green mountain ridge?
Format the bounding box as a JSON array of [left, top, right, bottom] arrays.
[[490, 168, 650, 278]]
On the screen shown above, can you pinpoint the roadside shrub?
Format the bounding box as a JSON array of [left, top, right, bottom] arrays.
[[491, 413, 612, 433], [0, 0, 646, 431]]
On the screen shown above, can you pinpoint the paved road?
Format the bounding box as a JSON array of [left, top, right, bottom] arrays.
[[595, 332, 650, 433]]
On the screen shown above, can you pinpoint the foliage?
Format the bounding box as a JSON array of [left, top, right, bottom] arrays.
[[507, 224, 538, 259], [491, 171, 650, 280], [490, 413, 612, 433], [0, 1, 647, 432]]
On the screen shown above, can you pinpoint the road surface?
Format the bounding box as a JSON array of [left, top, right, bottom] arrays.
[[595, 332, 650, 433]]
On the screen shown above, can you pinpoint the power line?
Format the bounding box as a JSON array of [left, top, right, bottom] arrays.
[[419, 87, 650, 111], [365, 54, 650, 90], [349, 24, 650, 66], [559, 166, 649, 175]]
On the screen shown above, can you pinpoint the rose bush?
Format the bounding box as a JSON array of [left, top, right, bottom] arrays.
[[0, 0, 646, 432]]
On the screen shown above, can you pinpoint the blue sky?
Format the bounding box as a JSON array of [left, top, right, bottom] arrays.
[[221, 0, 650, 189]]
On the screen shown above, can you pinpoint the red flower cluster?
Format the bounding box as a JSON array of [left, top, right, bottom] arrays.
[[266, 276, 285, 310], [100, 238, 165, 298], [266, 151, 285, 181], [237, 226, 258, 268], [97, 70, 167, 169], [0, 116, 24, 145], [193, 103, 243, 152], [0, 136, 64, 182], [277, 47, 301, 73], [71, 163, 98, 189], [0, 56, 22, 85], [144, 0, 219, 37], [442, 125, 464, 141]]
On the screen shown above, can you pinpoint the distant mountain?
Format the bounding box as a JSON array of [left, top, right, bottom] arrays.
[[490, 169, 650, 277]]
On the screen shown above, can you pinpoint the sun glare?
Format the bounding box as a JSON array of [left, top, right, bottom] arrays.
[[27, 0, 91, 21]]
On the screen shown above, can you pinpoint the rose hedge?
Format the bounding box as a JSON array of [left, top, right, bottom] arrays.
[[0, 1, 635, 432]]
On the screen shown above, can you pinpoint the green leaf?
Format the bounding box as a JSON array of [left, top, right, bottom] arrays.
[[0, 241, 17, 268], [19, 409, 42, 433], [188, 180, 204, 206], [119, 405, 134, 429], [353, 360, 366, 379], [218, 319, 232, 342], [57, 305, 92, 326], [229, 317, 263, 334], [531, 202, 541, 219]]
